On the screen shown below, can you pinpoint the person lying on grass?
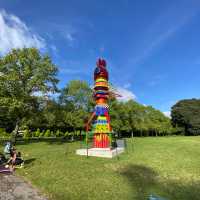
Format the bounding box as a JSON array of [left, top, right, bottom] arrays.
[[7, 147, 24, 171]]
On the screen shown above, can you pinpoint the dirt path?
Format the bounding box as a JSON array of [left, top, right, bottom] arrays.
[[0, 174, 48, 200]]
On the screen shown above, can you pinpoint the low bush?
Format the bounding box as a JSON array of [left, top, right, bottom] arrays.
[[23, 129, 31, 139], [0, 128, 10, 138], [44, 130, 51, 137]]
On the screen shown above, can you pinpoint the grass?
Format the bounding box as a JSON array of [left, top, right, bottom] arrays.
[[1, 136, 200, 200]]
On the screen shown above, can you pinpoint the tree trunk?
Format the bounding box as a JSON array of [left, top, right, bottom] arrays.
[[12, 118, 20, 145]]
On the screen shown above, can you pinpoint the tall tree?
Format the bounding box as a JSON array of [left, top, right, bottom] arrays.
[[60, 80, 93, 110], [0, 48, 58, 140], [171, 99, 200, 135], [59, 80, 93, 132]]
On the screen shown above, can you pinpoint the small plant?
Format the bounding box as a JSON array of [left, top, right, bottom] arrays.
[[55, 130, 60, 137], [44, 129, 51, 137], [0, 128, 6, 135], [39, 130, 44, 137], [50, 131, 55, 137], [0, 128, 10, 138], [64, 131, 69, 138], [60, 131, 64, 137], [23, 129, 30, 139], [34, 128, 40, 137], [76, 130, 81, 136]]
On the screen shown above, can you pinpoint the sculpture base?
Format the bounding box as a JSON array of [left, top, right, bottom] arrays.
[[76, 147, 124, 158]]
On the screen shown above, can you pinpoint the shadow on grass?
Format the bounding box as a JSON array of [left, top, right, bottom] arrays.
[[120, 164, 200, 200], [24, 158, 36, 165]]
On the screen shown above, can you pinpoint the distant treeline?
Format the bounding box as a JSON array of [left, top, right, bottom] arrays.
[[0, 48, 199, 138]]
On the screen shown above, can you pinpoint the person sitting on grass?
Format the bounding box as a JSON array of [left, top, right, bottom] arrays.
[[7, 147, 24, 171], [4, 141, 12, 159]]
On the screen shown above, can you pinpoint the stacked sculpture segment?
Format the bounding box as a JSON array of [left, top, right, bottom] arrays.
[[76, 58, 124, 157], [86, 59, 112, 148]]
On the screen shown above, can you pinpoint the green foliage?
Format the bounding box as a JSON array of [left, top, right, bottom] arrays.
[[50, 131, 54, 137], [59, 80, 93, 111], [0, 128, 10, 138], [171, 98, 200, 135], [23, 129, 31, 139], [44, 129, 51, 137], [58, 80, 93, 132], [0, 48, 177, 137], [75, 130, 81, 136], [55, 130, 64, 137], [110, 99, 174, 136], [64, 131, 69, 138], [39, 130, 45, 138], [0, 128, 6, 135], [0, 47, 58, 134], [34, 128, 40, 137]]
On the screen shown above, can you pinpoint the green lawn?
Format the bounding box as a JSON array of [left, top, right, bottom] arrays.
[[1, 136, 200, 200]]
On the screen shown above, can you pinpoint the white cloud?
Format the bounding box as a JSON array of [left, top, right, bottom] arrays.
[[50, 44, 57, 52], [132, 3, 200, 65], [45, 23, 76, 45], [116, 87, 136, 101], [123, 83, 131, 89], [0, 10, 45, 55], [163, 111, 171, 118], [65, 33, 74, 42]]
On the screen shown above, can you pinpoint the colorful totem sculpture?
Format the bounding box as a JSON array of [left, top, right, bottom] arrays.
[[86, 59, 113, 148]]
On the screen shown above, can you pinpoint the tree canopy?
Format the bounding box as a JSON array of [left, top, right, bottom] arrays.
[[110, 99, 174, 137], [0, 48, 58, 137], [171, 99, 200, 135], [0, 47, 178, 137]]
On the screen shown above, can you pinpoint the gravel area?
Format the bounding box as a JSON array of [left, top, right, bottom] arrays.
[[0, 173, 48, 200]]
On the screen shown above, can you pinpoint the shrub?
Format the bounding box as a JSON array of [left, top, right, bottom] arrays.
[[0, 128, 6, 135], [76, 130, 81, 136], [39, 130, 44, 137], [44, 130, 51, 137], [0, 128, 10, 138], [60, 131, 64, 137], [55, 130, 60, 137], [50, 131, 55, 137], [23, 129, 31, 139], [64, 131, 69, 138], [34, 128, 40, 137], [55, 130, 64, 137]]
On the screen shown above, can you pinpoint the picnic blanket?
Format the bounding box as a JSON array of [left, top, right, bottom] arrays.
[[0, 165, 12, 174]]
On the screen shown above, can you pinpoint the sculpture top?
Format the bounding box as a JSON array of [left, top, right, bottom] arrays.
[[96, 58, 106, 68], [94, 58, 108, 81]]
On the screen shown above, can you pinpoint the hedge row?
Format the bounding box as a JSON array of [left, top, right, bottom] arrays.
[[0, 128, 84, 139]]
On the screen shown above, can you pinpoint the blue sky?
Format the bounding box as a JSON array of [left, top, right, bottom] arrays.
[[0, 0, 200, 116]]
